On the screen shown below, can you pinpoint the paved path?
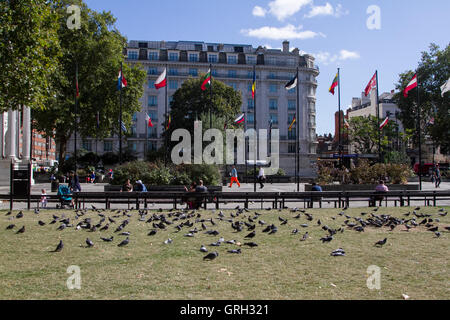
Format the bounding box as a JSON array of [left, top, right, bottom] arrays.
[[1, 181, 449, 210]]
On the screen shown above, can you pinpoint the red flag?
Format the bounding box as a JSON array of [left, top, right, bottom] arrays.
[[379, 117, 389, 130], [155, 68, 167, 89], [403, 74, 417, 97], [146, 114, 153, 127], [329, 73, 338, 95], [364, 72, 377, 97]]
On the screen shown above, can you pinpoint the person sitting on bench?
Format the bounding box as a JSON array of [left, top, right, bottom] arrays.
[[374, 180, 389, 206], [309, 182, 323, 208]]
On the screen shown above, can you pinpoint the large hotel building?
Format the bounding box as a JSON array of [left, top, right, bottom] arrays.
[[68, 40, 320, 176]]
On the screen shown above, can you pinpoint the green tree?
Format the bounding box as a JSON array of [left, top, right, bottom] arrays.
[[167, 76, 242, 161], [0, 0, 61, 112], [394, 43, 450, 154], [32, 0, 146, 168]]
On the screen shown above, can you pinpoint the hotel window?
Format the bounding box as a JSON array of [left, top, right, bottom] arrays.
[[148, 51, 159, 61], [247, 99, 254, 110], [288, 143, 296, 153], [128, 51, 138, 60], [189, 68, 198, 77], [228, 70, 237, 78], [288, 100, 296, 110], [268, 73, 276, 79], [246, 55, 256, 65], [188, 53, 199, 62], [131, 125, 137, 137], [103, 141, 112, 152], [212, 69, 218, 77], [148, 80, 155, 89], [148, 67, 158, 75], [270, 114, 278, 125], [82, 140, 92, 152], [247, 114, 254, 124], [169, 52, 179, 61], [227, 55, 237, 65], [267, 57, 276, 65], [128, 142, 137, 152], [208, 54, 218, 63], [148, 96, 157, 107], [169, 80, 178, 90], [148, 127, 158, 139], [148, 141, 158, 151], [269, 84, 278, 93], [288, 114, 296, 125], [269, 99, 278, 110], [288, 130, 296, 140], [168, 68, 178, 76]]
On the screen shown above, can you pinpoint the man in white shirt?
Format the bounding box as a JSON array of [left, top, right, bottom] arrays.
[[258, 167, 266, 189]]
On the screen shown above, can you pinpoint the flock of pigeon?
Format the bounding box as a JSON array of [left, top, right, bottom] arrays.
[[3, 205, 449, 261]]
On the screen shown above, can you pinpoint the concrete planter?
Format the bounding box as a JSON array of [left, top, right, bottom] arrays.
[[305, 184, 419, 191]]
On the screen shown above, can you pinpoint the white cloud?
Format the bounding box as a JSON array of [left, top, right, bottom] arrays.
[[304, 2, 349, 18], [252, 6, 267, 17], [241, 24, 325, 40], [339, 50, 360, 60], [313, 50, 360, 65], [268, 0, 313, 21]]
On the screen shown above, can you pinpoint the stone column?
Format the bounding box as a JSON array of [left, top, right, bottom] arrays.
[[22, 106, 31, 160], [7, 109, 16, 161]]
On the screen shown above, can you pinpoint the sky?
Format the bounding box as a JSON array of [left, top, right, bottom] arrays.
[[85, 0, 449, 135]]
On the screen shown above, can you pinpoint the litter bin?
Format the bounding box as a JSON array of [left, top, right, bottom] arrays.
[[51, 181, 59, 192]]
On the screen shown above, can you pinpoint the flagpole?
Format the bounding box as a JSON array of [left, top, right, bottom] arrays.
[[376, 70, 381, 163], [296, 67, 300, 192], [209, 63, 213, 129], [119, 61, 123, 164], [164, 63, 168, 167], [145, 116, 148, 161], [74, 62, 78, 173], [417, 73, 422, 191], [253, 65, 257, 193], [337, 68, 342, 168]]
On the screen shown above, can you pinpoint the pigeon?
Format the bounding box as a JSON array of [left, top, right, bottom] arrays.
[[34, 208, 40, 215], [5, 211, 12, 216], [331, 248, 346, 256], [203, 251, 219, 261], [99, 224, 110, 231], [258, 220, 266, 225], [245, 231, 256, 239], [300, 224, 309, 228], [184, 233, 194, 237], [226, 240, 236, 245], [164, 238, 173, 244], [227, 249, 242, 254], [300, 232, 309, 241], [268, 227, 278, 235], [209, 241, 221, 247], [118, 237, 129, 247], [108, 217, 116, 223], [434, 232, 441, 238], [16, 226, 25, 234], [218, 237, 225, 243], [56, 224, 67, 231], [262, 225, 272, 233], [16, 211, 24, 219], [374, 238, 387, 247], [320, 235, 333, 243], [291, 229, 299, 235], [53, 240, 63, 252], [86, 238, 94, 248], [6, 224, 15, 230], [445, 226, 450, 232], [428, 226, 438, 232], [119, 232, 131, 236], [148, 229, 157, 236], [244, 242, 258, 247], [100, 236, 114, 242], [200, 245, 208, 253]]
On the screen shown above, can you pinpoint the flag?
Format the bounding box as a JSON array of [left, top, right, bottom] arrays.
[[166, 115, 171, 130], [379, 117, 389, 130], [344, 118, 350, 129], [155, 68, 167, 89], [441, 77, 450, 97], [201, 69, 211, 91], [285, 75, 297, 90], [234, 114, 245, 124], [120, 121, 127, 133], [288, 116, 296, 132], [364, 72, 377, 97], [96, 111, 100, 129], [329, 73, 338, 95], [146, 114, 153, 127], [252, 70, 256, 99], [117, 69, 127, 90], [403, 74, 417, 97]]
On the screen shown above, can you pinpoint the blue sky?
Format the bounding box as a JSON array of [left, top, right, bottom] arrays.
[[85, 0, 449, 135]]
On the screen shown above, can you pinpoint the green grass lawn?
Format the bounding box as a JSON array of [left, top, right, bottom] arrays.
[[0, 206, 449, 300]]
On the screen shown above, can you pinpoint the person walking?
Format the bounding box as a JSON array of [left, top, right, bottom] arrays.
[[435, 165, 441, 188], [40, 189, 48, 208], [69, 171, 81, 192], [258, 167, 266, 189], [229, 165, 241, 188]]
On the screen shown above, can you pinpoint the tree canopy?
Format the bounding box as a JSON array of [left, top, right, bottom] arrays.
[[32, 0, 146, 167], [394, 43, 450, 154], [0, 0, 61, 112]]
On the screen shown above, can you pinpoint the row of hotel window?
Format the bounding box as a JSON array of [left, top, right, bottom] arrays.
[[128, 51, 257, 65], [82, 141, 157, 153]]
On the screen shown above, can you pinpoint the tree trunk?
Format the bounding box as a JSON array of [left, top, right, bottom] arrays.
[[57, 135, 68, 171]]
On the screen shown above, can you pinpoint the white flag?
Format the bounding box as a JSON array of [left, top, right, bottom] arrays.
[[441, 77, 450, 97]]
